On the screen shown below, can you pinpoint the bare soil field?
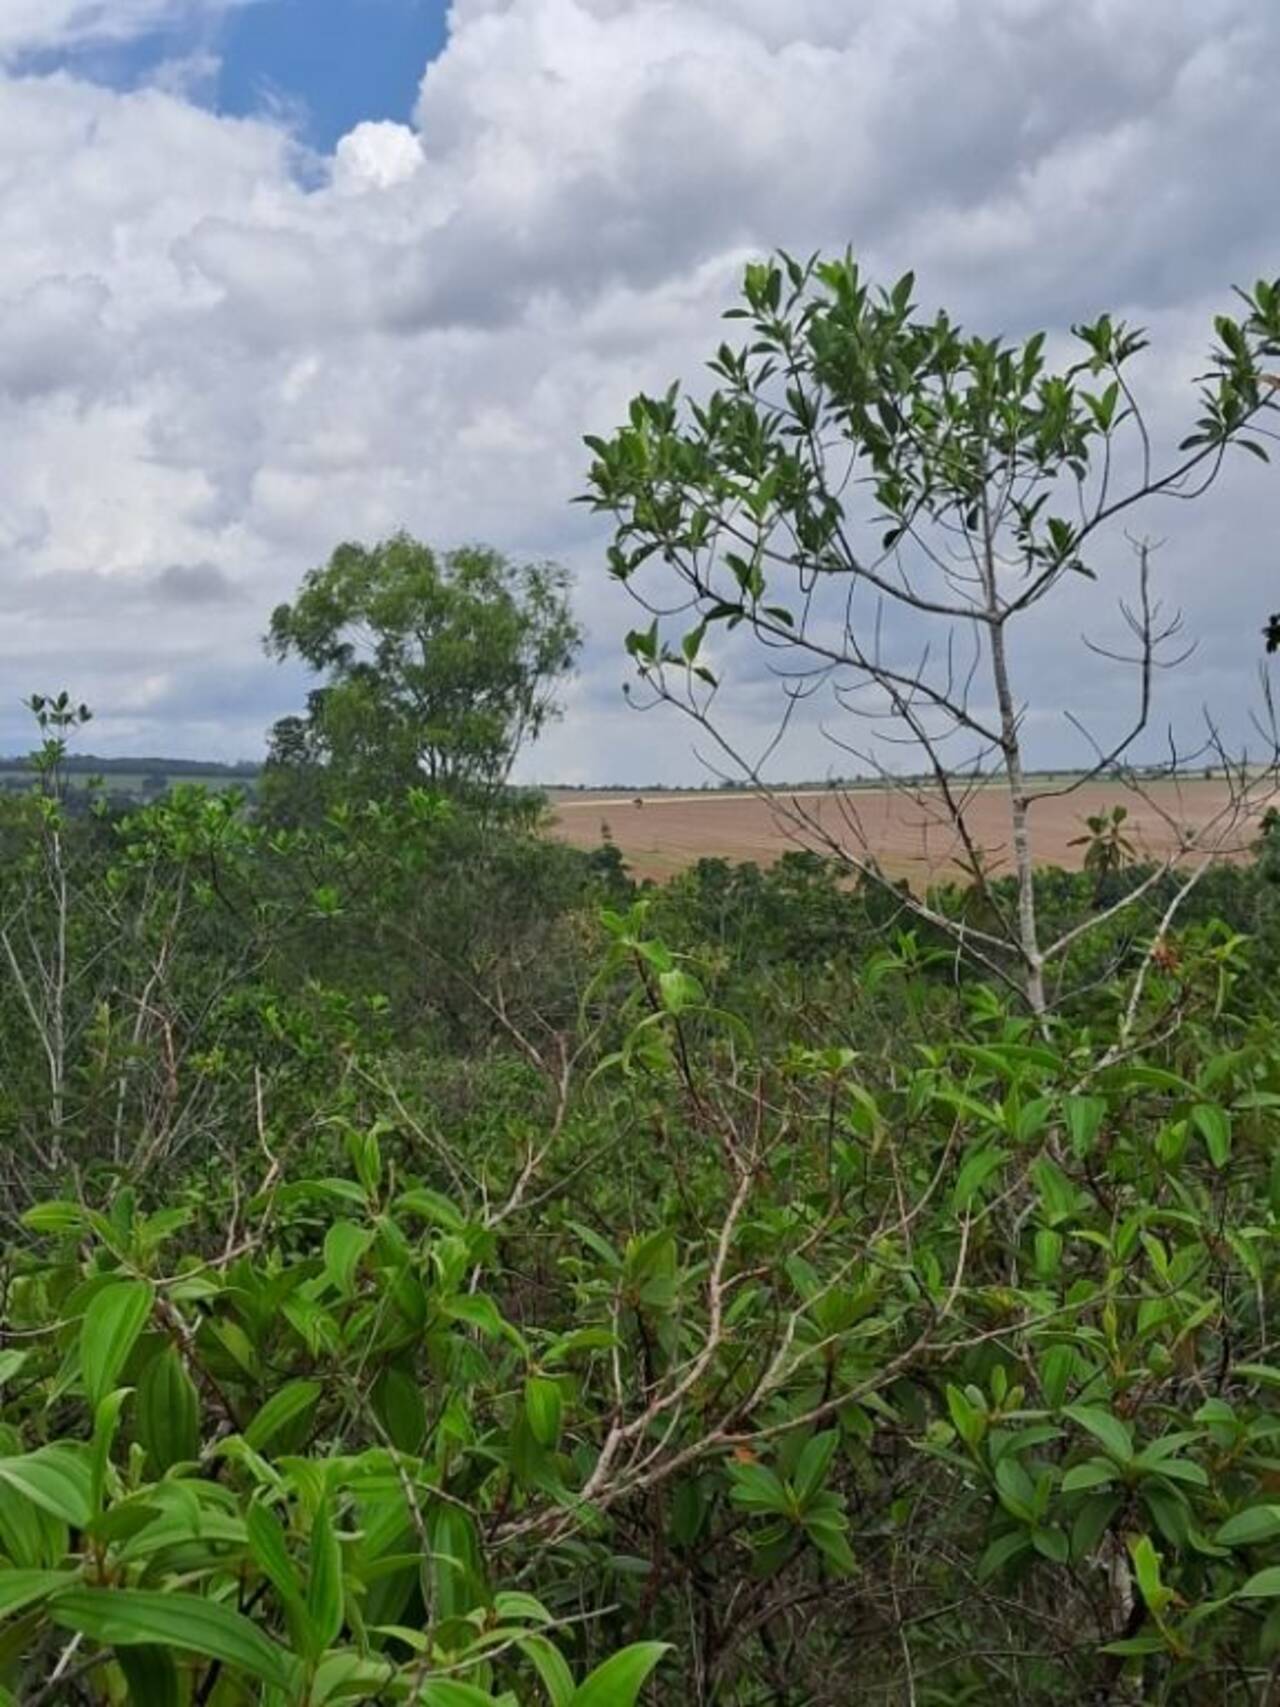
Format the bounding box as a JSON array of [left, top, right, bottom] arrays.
[[549, 779, 1270, 884]]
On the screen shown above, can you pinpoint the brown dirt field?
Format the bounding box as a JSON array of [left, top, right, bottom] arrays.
[[548, 780, 1273, 885]]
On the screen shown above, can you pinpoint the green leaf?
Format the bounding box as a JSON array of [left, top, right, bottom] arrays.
[[1101, 1634, 1166, 1656], [525, 1375, 564, 1450], [1061, 1458, 1117, 1494], [246, 1500, 303, 1605], [372, 1363, 427, 1454], [0, 1570, 78, 1622], [569, 1642, 670, 1707], [323, 1222, 373, 1298], [1063, 1095, 1105, 1156], [1191, 1102, 1232, 1167], [520, 1634, 576, 1707], [395, 1189, 466, 1232], [49, 1588, 291, 1687], [1064, 1404, 1133, 1465], [243, 1379, 322, 1452], [21, 1201, 86, 1234], [1031, 1526, 1069, 1564], [1038, 1344, 1075, 1409], [305, 1495, 344, 1658], [310, 1651, 395, 1704], [804, 1512, 856, 1574], [952, 1145, 1008, 1211], [977, 1531, 1031, 1581], [727, 1462, 789, 1513], [945, 1384, 986, 1450], [793, 1430, 840, 1504], [135, 1345, 200, 1474], [419, 1684, 499, 1707], [81, 1280, 153, 1409], [443, 1293, 523, 1349], [1217, 1506, 1280, 1548], [1130, 1534, 1170, 1614], [1239, 1567, 1280, 1598], [89, 1388, 131, 1513], [0, 1446, 94, 1528], [116, 1645, 181, 1707]]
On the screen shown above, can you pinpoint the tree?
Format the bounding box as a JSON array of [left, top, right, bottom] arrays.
[[584, 253, 1280, 1015], [264, 534, 580, 813]]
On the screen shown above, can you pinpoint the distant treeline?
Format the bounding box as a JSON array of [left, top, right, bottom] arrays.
[[0, 754, 260, 777]]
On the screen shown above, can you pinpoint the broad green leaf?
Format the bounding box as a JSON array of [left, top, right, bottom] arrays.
[[49, 1588, 291, 1687], [525, 1375, 564, 1450], [1239, 1567, 1280, 1598], [443, 1293, 524, 1350], [1061, 1458, 1117, 1494], [1064, 1404, 1133, 1465], [1130, 1534, 1169, 1614], [81, 1280, 153, 1408], [569, 1642, 670, 1707], [977, 1531, 1031, 1580], [1217, 1506, 1280, 1547], [135, 1345, 200, 1473], [727, 1462, 789, 1513], [310, 1650, 396, 1704], [520, 1633, 576, 1707], [419, 1682, 497, 1706], [493, 1591, 554, 1624], [243, 1379, 322, 1452], [1101, 1634, 1167, 1655], [116, 1644, 181, 1707], [804, 1511, 856, 1573], [372, 1364, 427, 1454], [1063, 1095, 1105, 1156], [945, 1384, 986, 1450], [0, 1445, 94, 1528], [306, 1495, 345, 1658], [952, 1146, 1008, 1211], [247, 1500, 303, 1603], [793, 1430, 840, 1504], [89, 1387, 131, 1513], [21, 1201, 85, 1234], [323, 1222, 373, 1298], [1191, 1102, 1232, 1168], [395, 1189, 466, 1232], [1031, 1526, 1069, 1564], [0, 1570, 77, 1622], [1038, 1344, 1075, 1409]]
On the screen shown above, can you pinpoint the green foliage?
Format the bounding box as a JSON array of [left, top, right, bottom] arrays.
[[264, 535, 581, 816], [4, 279, 1280, 1703]]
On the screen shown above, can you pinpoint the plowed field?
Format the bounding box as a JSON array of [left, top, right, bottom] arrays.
[[549, 779, 1268, 884]]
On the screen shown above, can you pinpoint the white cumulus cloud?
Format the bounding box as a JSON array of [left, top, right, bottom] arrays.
[[0, 0, 1274, 780]]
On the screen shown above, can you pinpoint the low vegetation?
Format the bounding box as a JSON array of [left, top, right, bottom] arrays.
[[2, 256, 1280, 1704]]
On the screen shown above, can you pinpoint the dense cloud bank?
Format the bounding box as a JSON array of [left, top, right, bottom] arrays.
[[0, 0, 1275, 779]]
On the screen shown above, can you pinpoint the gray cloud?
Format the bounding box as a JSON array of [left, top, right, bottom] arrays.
[[0, 0, 1274, 785], [150, 562, 240, 604]]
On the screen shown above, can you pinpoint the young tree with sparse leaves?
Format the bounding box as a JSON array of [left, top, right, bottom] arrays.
[[584, 254, 1280, 1016]]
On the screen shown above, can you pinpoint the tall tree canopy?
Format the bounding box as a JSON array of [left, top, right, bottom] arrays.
[[264, 534, 580, 811]]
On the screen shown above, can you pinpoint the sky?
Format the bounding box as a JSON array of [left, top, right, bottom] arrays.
[[0, 0, 1276, 783]]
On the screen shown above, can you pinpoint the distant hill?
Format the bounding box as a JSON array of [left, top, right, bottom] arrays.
[[0, 755, 261, 804], [0, 754, 260, 777]]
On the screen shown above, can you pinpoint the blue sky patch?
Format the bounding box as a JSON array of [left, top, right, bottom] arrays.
[[18, 0, 449, 152]]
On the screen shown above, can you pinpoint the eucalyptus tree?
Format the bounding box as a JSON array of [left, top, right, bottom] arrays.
[[265, 534, 580, 817]]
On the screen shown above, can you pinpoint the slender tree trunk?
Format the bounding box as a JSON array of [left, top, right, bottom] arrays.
[[49, 823, 67, 1162], [980, 516, 1046, 1015]]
